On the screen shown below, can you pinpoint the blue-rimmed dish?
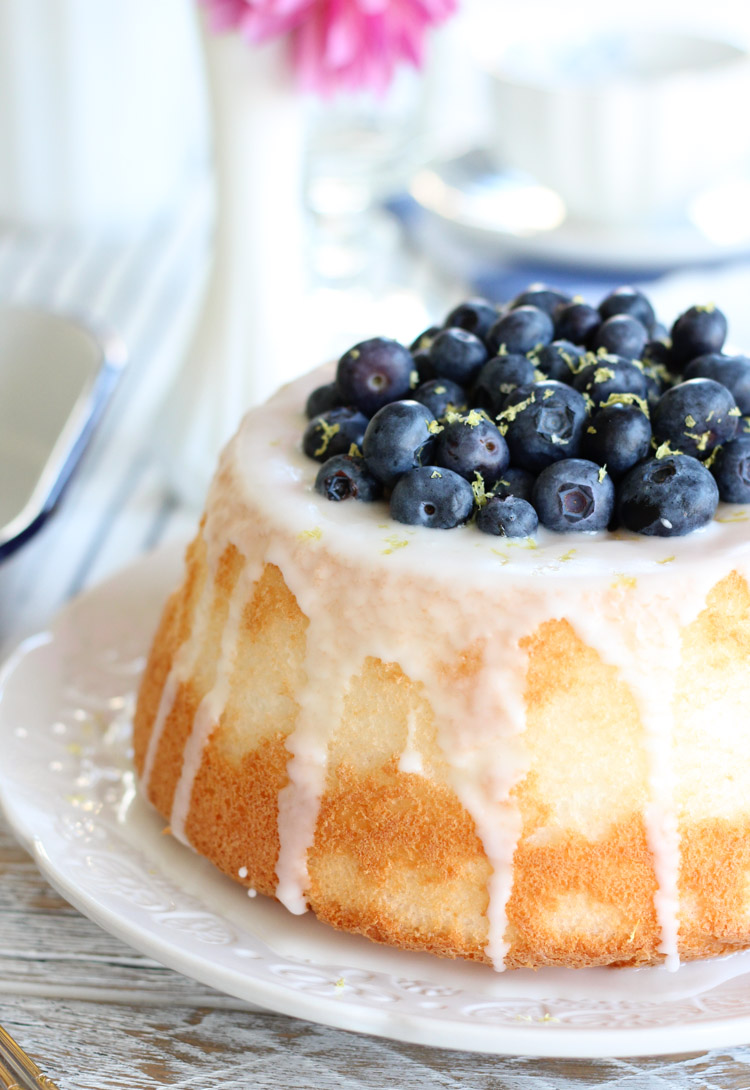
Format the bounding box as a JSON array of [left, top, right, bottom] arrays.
[[0, 305, 127, 559]]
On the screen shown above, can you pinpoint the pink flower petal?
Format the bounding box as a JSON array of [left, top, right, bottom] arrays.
[[200, 0, 456, 95]]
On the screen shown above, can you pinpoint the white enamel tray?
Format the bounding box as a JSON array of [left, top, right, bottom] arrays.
[[0, 305, 126, 558], [2, 543, 750, 1057]]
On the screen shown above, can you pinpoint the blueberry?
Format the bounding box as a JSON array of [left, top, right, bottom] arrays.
[[652, 377, 738, 460], [642, 338, 673, 369], [410, 326, 441, 354], [618, 455, 719, 535], [711, 437, 750, 503], [362, 400, 436, 486], [413, 378, 466, 418], [642, 363, 669, 408], [434, 412, 510, 485], [337, 337, 414, 415], [532, 458, 615, 532], [305, 382, 344, 419], [471, 354, 537, 415], [582, 402, 652, 478], [573, 355, 650, 409], [428, 327, 488, 384], [390, 466, 474, 528], [303, 407, 370, 463], [499, 381, 587, 472], [511, 284, 571, 317], [598, 286, 656, 330], [486, 305, 554, 356], [477, 494, 538, 537], [492, 466, 536, 502], [314, 455, 381, 502], [649, 321, 670, 344], [589, 314, 648, 361], [444, 298, 498, 341], [412, 348, 435, 384], [683, 354, 750, 415], [670, 304, 728, 366], [533, 339, 587, 383], [553, 300, 600, 345]]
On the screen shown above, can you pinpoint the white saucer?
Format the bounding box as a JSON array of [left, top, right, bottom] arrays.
[[3, 543, 750, 1057], [409, 149, 750, 273]]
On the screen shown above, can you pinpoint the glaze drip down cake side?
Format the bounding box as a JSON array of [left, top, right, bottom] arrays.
[[134, 287, 750, 970]]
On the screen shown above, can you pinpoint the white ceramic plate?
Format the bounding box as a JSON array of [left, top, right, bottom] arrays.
[[0, 305, 127, 559], [409, 150, 750, 273], [3, 544, 750, 1058]]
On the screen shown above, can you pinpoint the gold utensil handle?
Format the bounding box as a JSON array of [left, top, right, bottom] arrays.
[[0, 1026, 59, 1089]]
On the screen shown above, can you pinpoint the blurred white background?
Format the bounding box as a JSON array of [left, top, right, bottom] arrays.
[[3, 0, 750, 517]]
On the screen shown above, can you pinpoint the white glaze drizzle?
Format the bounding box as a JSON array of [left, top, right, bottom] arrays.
[[151, 363, 750, 971], [169, 558, 263, 844], [398, 711, 424, 775], [141, 570, 216, 793], [569, 582, 708, 969]]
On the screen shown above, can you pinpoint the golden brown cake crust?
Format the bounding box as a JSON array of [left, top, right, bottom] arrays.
[[133, 533, 750, 970]]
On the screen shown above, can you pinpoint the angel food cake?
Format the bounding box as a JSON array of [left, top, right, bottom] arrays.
[[134, 286, 750, 970]]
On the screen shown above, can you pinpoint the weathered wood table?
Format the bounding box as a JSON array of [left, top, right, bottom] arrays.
[[4, 223, 750, 1088]]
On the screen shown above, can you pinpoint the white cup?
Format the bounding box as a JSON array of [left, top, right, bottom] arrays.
[[487, 29, 750, 224]]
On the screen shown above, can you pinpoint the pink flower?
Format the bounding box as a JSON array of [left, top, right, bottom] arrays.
[[200, 0, 456, 95]]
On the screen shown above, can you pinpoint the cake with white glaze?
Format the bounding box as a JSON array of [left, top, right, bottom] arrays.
[[134, 288, 750, 970]]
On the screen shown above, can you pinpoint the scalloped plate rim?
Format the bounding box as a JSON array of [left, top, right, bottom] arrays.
[[2, 544, 750, 1057]]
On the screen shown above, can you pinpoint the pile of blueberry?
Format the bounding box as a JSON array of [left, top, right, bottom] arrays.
[[302, 285, 750, 538]]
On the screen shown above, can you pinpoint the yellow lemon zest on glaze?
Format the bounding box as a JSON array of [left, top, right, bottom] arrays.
[[299, 527, 323, 542], [612, 572, 637, 589], [383, 535, 409, 554], [715, 509, 750, 523], [508, 537, 538, 551], [656, 555, 676, 564]]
